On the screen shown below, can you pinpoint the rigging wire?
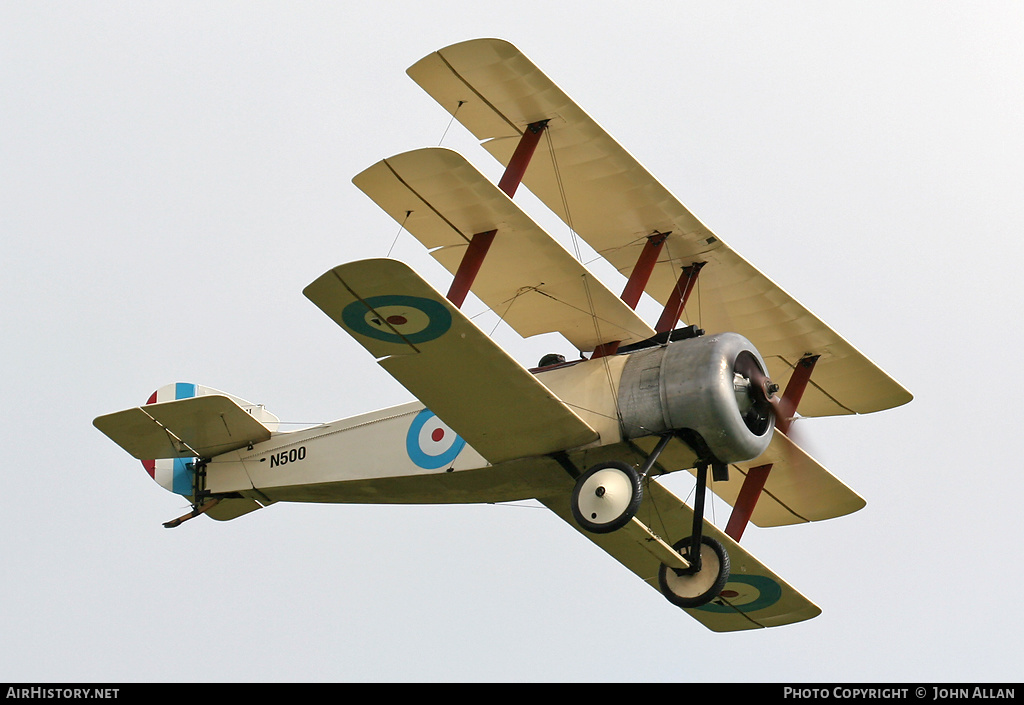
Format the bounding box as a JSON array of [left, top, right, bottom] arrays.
[[660, 235, 704, 332], [543, 128, 622, 421], [386, 210, 412, 258], [486, 287, 530, 338], [437, 101, 465, 146], [490, 501, 548, 511]]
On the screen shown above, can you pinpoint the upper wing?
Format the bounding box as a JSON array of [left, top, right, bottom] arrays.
[[353, 147, 655, 352], [408, 38, 912, 418], [538, 475, 821, 631], [303, 258, 599, 464]]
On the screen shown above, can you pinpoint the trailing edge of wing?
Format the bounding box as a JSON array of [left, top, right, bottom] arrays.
[[408, 38, 912, 418], [352, 147, 655, 352], [729, 429, 866, 526], [303, 258, 599, 464]]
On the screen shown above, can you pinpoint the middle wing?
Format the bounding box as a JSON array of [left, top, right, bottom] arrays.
[[353, 147, 655, 352], [303, 258, 599, 464], [626, 429, 866, 527]]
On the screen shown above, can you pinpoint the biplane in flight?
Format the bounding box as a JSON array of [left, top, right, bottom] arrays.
[[94, 39, 911, 632]]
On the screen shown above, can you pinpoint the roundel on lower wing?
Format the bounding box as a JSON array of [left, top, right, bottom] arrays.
[[341, 295, 452, 345], [406, 409, 466, 469], [697, 574, 783, 613]]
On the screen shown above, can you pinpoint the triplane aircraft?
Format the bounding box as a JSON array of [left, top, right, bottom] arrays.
[[95, 39, 911, 631]]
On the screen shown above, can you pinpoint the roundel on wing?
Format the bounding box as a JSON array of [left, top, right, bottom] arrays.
[[406, 409, 466, 470], [697, 574, 783, 613], [341, 295, 451, 344]]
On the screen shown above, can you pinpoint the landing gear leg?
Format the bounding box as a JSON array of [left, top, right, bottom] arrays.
[[658, 459, 731, 608]]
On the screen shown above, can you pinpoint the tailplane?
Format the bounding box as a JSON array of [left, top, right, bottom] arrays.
[[94, 382, 279, 498]]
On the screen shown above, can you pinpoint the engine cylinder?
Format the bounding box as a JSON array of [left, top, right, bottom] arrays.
[[616, 333, 773, 464]]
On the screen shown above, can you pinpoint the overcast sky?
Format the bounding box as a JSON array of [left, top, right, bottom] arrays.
[[2, 2, 1021, 682]]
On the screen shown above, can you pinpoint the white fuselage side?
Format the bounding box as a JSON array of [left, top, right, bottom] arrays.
[[203, 355, 629, 505]]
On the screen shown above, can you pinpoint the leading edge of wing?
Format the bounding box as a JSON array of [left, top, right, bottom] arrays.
[[303, 258, 599, 464], [352, 147, 655, 353]]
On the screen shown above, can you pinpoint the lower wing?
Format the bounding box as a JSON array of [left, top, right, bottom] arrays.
[[538, 475, 821, 631]]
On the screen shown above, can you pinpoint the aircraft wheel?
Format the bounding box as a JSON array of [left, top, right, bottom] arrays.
[[658, 536, 731, 608], [570, 461, 642, 534]]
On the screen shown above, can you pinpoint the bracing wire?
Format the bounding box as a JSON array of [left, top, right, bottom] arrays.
[[660, 235, 704, 332], [490, 501, 547, 511], [437, 101, 465, 146], [660, 235, 682, 331], [486, 287, 529, 338], [545, 129, 585, 262], [386, 210, 412, 258], [671, 467, 719, 530], [543, 129, 622, 420]]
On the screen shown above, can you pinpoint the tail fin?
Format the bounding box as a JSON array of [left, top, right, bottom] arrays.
[[95, 382, 279, 496], [144, 383, 279, 431]]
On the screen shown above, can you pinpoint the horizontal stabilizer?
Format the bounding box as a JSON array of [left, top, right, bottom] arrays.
[[94, 395, 273, 460], [303, 258, 599, 464], [409, 38, 912, 418], [538, 478, 821, 631], [353, 147, 655, 352]]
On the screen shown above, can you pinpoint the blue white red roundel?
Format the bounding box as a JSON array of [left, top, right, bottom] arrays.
[[406, 409, 466, 469]]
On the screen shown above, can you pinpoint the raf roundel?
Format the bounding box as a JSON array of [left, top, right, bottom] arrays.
[[341, 294, 452, 345], [697, 574, 783, 614], [406, 409, 466, 470]]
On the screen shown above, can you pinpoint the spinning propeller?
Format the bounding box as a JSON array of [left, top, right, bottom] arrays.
[[733, 351, 779, 437], [733, 351, 813, 439]]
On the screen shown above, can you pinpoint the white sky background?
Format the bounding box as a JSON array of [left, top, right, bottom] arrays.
[[2, 1, 1021, 682]]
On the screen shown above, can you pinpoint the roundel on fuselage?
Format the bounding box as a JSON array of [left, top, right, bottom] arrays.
[[405, 408, 465, 469]]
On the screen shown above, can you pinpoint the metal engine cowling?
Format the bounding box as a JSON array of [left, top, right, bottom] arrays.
[[616, 332, 774, 464]]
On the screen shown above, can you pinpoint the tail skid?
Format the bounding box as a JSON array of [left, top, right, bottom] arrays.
[[163, 497, 222, 528]]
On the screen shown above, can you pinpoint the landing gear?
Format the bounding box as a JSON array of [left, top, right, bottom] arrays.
[[564, 437, 732, 608], [568, 434, 676, 534], [658, 535, 730, 608], [570, 461, 642, 534], [657, 460, 730, 608]]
